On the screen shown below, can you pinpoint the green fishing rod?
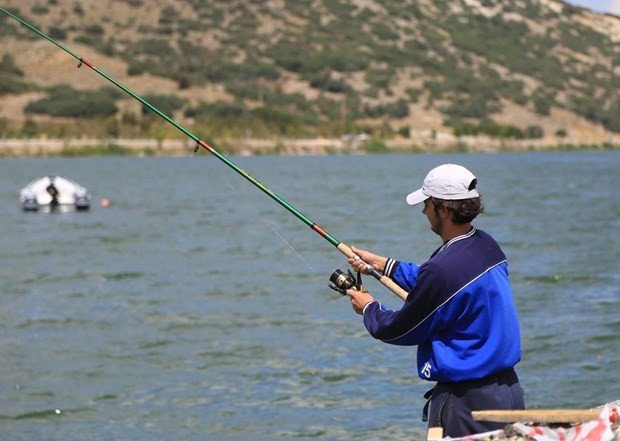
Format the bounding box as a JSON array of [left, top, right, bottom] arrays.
[[1, 7, 408, 300]]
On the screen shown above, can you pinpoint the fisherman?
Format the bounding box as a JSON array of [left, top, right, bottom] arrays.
[[345, 164, 525, 437]]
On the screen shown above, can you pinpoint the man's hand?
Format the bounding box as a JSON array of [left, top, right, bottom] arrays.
[[348, 246, 388, 274], [345, 288, 375, 315]]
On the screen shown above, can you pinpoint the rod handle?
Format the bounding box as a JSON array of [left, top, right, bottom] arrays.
[[336, 243, 409, 300]]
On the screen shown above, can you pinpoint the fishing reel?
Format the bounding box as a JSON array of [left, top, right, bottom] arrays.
[[328, 269, 364, 295]]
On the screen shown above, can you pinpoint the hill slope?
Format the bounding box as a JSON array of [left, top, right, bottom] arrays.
[[0, 0, 619, 147]]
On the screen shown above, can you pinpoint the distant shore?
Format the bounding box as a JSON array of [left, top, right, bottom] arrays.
[[0, 135, 618, 157]]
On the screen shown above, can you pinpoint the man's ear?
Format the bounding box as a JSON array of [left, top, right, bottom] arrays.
[[439, 204, 451, 220]]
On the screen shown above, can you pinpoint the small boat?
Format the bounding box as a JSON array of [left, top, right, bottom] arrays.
[[20, 176, 91, 211]]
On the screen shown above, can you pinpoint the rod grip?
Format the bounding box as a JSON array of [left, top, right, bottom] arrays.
[[337, 243, 408, 300]]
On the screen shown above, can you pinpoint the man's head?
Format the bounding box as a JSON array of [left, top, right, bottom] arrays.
[[407, 164, 479, 205], [407, 164, 484, 225]]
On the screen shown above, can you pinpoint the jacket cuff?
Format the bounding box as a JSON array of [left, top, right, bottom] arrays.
[[362, 300, 378, 315], [384, 258, 397, 278]]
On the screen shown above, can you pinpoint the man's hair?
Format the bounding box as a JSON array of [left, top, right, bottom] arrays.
[[431, 196, 484, 224]]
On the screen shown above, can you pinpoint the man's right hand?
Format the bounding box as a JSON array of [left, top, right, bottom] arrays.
[[345, 288, 375, 315]]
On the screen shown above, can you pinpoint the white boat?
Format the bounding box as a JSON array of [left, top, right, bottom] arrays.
[[20, 176, 91, 211]]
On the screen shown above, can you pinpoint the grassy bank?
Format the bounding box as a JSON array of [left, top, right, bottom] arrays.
[[0, 137, 618, 158]]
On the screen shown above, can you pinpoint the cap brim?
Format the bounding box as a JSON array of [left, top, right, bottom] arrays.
[[406, 189, 428, 205]]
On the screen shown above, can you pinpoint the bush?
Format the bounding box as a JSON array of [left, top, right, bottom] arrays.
[[48, 26, 67, 40], [0, 75, 32, 95], [322, 47, 370, 72], [533, 94, 552, 116], [386, 99, 410, 118], [251, 106, 301, 135], [135, 38, 176, 58], [307, 72, 351, 93], [21, 119, 38, 138], [184, 100, 247, 119], [450, 119, 529, 139], [479, 120, 524, 138], [267, 40, 321, 74], [141, 94, 187, 117], [364, 138, 388, 153], [365, 68, 392, 90], [524, 125, 544, 139], [452, 122, 479, 137], [0, 54, 23, 76], [25, 86, 118, 118], [31, 5, 49, 14], [83, 24, 105, 36], [372, 23, 399, 41], [444, 95, 500, 119]]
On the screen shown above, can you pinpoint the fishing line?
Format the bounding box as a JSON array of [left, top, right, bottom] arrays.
[[1, 7, 407, 300], [222, 178, 315, 272]]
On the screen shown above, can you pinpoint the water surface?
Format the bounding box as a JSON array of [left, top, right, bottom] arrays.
[[1, 151, 618, 440]]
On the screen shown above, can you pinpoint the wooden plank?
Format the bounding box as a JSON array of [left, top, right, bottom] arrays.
[[472, 409, 602, 424], [426, 427, 443, 441]]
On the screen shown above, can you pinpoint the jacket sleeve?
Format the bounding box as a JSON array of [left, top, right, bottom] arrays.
[[384, 258, 421, 293], [363, 262, 447, 346]]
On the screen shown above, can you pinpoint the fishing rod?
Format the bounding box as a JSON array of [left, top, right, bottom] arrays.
[[1, 7, 408, 300]]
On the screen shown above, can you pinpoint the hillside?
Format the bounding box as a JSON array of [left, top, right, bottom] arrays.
[[0, 0, 619, 151]]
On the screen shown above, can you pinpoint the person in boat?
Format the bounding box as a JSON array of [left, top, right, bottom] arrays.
[[345, 164, 524, 438], [46, 178, 59, 206]]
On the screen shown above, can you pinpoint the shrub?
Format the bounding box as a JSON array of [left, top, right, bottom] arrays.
[[321, 47, 370, 72], [452, 122, 479, 137], [184, 100, 247, 119], [251, 106, 301, 135], [25, 86, 118, 118], [127, 60, 147, 76], [31, 5, 49, 14], [83, 24, 105, 36], [21, 119, 38, 138], [0, 54, 23, 76], [365, 68, 392, 90], [443, 95, 500, 119], [141, 94, 187, 117], [533, 94, 552, 116], [48, 26, 67, 40], [135, 38, 176, 58], [364, 138, 388, 153], [479, 120, 524, 139], [372, 23, 399, 41], [267, 40, 321, 73], [398, 126, 410, 138], [0, 75, 32, 95], [524, 125, 544, 139], [450, 119, 528, 139], [307, 72, 351, 93], [406, 88, 421, 103], [385, 99, 410, 118]]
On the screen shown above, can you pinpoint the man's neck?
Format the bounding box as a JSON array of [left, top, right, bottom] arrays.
[[440, 223, 473, 244]]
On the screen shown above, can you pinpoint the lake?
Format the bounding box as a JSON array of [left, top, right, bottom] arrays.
[[1, 151, 618, 440]]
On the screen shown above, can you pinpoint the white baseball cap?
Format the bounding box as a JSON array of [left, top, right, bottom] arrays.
[[406, 164, 479, 205]]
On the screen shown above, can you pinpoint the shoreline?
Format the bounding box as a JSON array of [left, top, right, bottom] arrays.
[[0, 136, 619, 157]]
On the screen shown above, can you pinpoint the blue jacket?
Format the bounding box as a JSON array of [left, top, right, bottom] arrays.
[[362, 228, 521, 382]]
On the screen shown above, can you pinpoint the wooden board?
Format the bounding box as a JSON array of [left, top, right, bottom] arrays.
[[426, 427, 443, 441], [472, 409, 602, 424]]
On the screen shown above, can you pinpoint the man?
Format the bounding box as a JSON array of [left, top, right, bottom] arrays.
[[345, 164, 524, 437], [46, 177, 60, 207]]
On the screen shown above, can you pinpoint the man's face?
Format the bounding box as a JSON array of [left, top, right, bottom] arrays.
[[422, 198, 443, 236]]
